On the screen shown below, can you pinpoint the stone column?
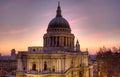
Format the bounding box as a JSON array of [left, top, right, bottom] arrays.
[[53, 37, 55, 47], [57, 59, 59, 72], [49, 58, 51, 71], [60, 58, 62, 72], [50, 57, 52, 70], [59, 37, 61, 46], [64, 56, 65, 71], [58, 58, 60, 72], [68, 37, 70, 46], [62, 36, 64, 47], [67, 37, 69, 46], [64, 37, 66, 46], [26, 59, 29, 72], [52, 37, 54, 47], [50, 37, 51, 46], [41, 58, 43, 71], [68, 37, 69, 46], [56, 59, 59, 72], [55, 36, 57, 46], [61, 57, 65, 72], [48, 37, 50, 47], [67, 37, 68, 46], [66, 37, 67, 46], [65, 37, 67, 47], [36, 58, 40, 71]]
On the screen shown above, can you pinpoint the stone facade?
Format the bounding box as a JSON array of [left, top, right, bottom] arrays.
[[0, 49, 17, 76], [17, 50, 90, 77]]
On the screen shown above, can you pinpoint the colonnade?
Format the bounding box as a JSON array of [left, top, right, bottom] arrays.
[[44, 36, 74, 47]]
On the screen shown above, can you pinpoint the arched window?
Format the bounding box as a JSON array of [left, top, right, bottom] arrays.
[[32, 64, 36, 71], [44, 61, 47, 70]]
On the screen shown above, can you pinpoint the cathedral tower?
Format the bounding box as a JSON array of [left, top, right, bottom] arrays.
[[43, 2, 75, 52], [76, 40, 80, 51]]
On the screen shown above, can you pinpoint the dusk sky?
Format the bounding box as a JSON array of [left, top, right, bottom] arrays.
[[0, 0, 120, 55]]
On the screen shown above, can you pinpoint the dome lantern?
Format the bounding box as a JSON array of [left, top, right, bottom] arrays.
[[56, 1, 62, 17]]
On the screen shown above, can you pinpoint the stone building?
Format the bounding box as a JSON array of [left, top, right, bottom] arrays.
[[16, 2, 93, 77], [0, 49, 17, 76]]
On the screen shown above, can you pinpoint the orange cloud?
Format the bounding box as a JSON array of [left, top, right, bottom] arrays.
[[0, 28, 29, 35]]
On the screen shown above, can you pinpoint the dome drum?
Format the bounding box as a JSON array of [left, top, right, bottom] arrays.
[[43, 34, 74, 46]]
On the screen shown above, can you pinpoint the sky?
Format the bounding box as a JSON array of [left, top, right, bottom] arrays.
[[0, 0, 120, 55]]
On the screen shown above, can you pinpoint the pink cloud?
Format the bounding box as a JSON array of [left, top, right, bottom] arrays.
[[69, 16, 88, 25], [83, 30, 119, 42], [0, 28, 29, 35]]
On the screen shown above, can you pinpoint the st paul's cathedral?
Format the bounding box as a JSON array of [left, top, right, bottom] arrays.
[[16, 2, 93, 77]]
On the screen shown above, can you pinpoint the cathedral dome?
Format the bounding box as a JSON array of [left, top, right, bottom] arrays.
[[47, 2, 71, 31], [43, 2, 75, 52], [48, 17, 70, 29]]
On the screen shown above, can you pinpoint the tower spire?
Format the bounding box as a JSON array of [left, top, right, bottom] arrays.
[[77, 39, 79, 43], [56, 1, 62, 17], [58, 1, 60, 7]]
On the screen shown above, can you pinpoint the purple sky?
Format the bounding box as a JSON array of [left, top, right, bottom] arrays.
[[0, 0, 120, 55]]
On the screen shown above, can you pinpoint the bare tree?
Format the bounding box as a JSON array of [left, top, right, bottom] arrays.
[[96, 47, 120, 77]]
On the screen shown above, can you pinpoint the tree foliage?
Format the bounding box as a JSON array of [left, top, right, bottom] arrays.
[[96, 47, 120, 77]]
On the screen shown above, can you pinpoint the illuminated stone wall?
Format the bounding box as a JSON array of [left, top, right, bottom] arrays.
[[16, 51, 91, 77]]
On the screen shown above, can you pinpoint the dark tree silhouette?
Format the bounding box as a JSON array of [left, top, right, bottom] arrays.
[[96, 47, 120, 77]]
